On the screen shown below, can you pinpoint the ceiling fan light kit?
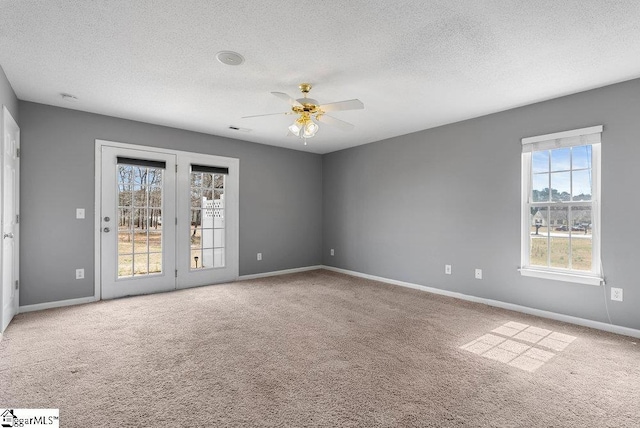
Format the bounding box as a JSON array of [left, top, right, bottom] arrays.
[[288, 115, 319, 139], [243, 83, 364, 145]]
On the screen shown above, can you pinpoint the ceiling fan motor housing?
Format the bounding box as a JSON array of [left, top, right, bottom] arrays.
[[293, 100, 320, 115]]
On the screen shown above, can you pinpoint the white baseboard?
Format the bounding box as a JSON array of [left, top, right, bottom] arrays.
[[14, 265, 639, 340], [238, 265, 322, 281], [16, 265, 323, 315], [19, 296, 98, 314], [322, 265, 640, 339]]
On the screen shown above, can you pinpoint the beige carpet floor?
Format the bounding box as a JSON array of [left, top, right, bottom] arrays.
[[1, 269, 639, 427]]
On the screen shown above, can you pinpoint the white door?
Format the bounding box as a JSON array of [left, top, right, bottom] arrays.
[[1, 106, 19, 332], [176, 152, 239, 288], [100, 146, 176, 299]]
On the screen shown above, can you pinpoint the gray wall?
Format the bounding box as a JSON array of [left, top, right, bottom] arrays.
[[19, 102, 322, 306], [323, 78, 640, 331], [0, 64, 19, 131], [12, 74, 640, 331]]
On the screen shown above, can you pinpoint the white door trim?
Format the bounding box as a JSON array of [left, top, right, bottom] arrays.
[[94, 139, 239, 300]]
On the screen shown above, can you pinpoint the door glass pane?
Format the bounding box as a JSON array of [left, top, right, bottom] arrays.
[[118, 185, 132, 206], [118, 255, 133, 277], [191, 209, 201, 229], [149, 252, 162, 274], [203, 247, 214, 268], [190, 170, 226, 270], [214, 229, 225, 248], [117, 162, 163, 277], [119, 207, 132, 229], [190, 249, 202, 269], [149, 188, 162, 208], [134, 254, 149, 275], [150, 208, 162, 229], [202, 228, 214, 250], [191, 188, 202, 207], [134, 186, 147, 207], [149, 231, 162, 254], [118, 231, 132, 254], [213, 248, 225, 268], [133, 229, 148, 253], [191, 217, 201, 245], [203, 173, 213, 188], [118, 165, 132, 183], [191, 172, 202, 187]]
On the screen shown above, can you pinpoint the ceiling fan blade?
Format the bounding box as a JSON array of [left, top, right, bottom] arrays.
[[316, 114, 355, 131], [319, 99, 364, 112], [271, 92, 303, 107], [241, 112, 289, 119]]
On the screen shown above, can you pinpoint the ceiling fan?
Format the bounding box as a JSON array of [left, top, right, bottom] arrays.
[[242, 83, 364, 143]]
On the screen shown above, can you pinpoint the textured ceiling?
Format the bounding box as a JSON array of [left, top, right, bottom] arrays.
[[1, 1, 640, 154]]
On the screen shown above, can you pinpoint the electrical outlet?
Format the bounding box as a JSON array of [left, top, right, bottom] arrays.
[[445, 264, 451, 275], [75, 268, 84, 279], [330, 249, 335, 256], [611, 287, 623, 302], [76, 208, 85, 219], [475, 269, 482, 280], [257, 253, 262, 261]]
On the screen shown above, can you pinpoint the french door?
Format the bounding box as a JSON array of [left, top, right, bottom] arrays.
[[176, 151, 238, 288], [101, 146, 177, 299], [98, 142, 238, 300]]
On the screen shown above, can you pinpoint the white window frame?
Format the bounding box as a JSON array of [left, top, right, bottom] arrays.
[[520, 125, 603, 286]]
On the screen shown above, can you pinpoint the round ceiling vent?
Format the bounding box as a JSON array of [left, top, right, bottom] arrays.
[[215, 51, 245, 66]]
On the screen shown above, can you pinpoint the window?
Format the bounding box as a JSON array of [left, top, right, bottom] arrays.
[[190, 164, 228, 270], [520, 126, 602, 285], [116, 157, 166, 277]]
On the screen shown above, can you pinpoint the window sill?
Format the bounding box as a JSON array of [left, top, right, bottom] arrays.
[[519, 268, 602, 286]]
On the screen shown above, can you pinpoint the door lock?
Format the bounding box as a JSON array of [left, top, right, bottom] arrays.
[[3, 232, 14, 239]]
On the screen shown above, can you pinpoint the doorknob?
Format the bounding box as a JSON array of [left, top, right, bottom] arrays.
[[3, 233, 14, 239], [103, 227, 110, 233]]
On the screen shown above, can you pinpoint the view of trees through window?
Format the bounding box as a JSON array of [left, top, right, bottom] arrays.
[[117, 164, 163, 277]]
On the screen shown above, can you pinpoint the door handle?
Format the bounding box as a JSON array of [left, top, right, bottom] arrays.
[[3, 233, 14, 239], [103, 227, 110, 233]]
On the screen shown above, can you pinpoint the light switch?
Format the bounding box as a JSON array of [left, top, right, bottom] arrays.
[[76, 208, 85, 219]]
